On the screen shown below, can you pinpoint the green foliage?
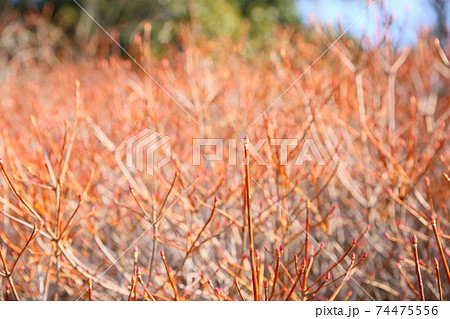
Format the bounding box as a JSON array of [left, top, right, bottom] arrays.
[[8, 0, 300, 46]]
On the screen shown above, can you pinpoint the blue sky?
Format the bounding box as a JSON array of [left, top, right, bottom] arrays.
[[8, 0, 449, 46], [296, 0, 449, 46]]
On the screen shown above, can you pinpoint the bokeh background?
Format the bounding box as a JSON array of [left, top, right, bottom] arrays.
[[0, 0, 449, 302], [2, 0, 449, 50]]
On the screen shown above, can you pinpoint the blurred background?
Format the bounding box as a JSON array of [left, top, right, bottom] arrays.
[[0, 0, 449, 302], [1, 0, 448, 53]]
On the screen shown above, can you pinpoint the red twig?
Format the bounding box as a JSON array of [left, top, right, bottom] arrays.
[[431, 217, 450, 286], [433, 258, 443, 301], [411, 235, 425, 301]]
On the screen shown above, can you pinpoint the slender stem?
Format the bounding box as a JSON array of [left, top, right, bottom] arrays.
[[303, 201, 310, 292], [160, 250, 178, 300], [128, 276, 136, 301], [264, 280, 269, 301], [234, 277, 246, 301], [42, 254, 54, 301], [10, 224, 38, 274], [133, 246, 139, 274], [174, 197, 218, 278], [269, 248, 281, 300], [0, 249, 20, 301], [60, 169, 94, 241], [0, 160, 46, 227], [256, 250, 261, 300], [207, 279, 221, 301], [396, 262, 421, 299], [53, 247, 61, 301], [424, 177, 435, 216], [412, 235, 425, 301], [328, 253, 355, 301], [285, 261, 306, 301], [434, 258, 443, 301], [434, 37, 450, 66], [243, 136, 258, 300], [158, 172, 179, 218], [307, 237, 357, 291], [133, 277, 138, 301], [136, 267, 156, 301], [130, 185, 152, 222], [55, 180, 63, 238], [148, 231, 158, 283], [0, 225, 38, 301], [188, 198, 217, 254], [88, 278, 93, 301], [431, 217, 450, 285], [59, 195, 83, 239], [147, 194, 157, 282], [294, 253, 299, 275], [306, 273, 330, 301]]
